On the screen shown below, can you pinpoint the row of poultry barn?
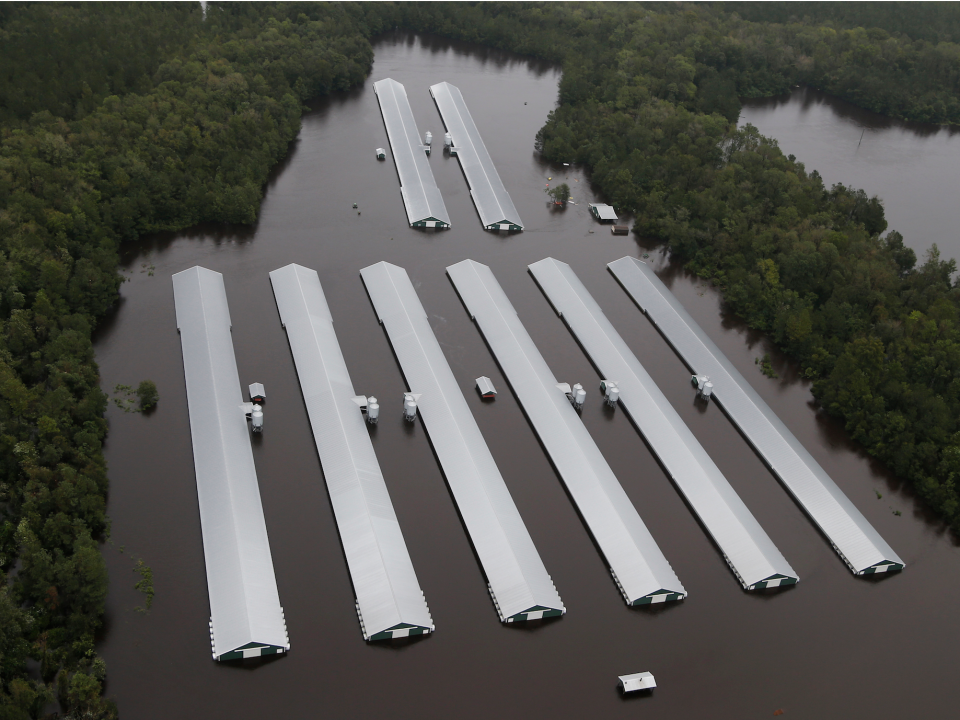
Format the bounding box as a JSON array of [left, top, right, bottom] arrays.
[[374, 78, 525, 232], [173, 255, 903, 660]]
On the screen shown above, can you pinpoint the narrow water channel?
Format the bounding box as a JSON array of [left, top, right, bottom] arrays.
[[94, 34, 960, 718]]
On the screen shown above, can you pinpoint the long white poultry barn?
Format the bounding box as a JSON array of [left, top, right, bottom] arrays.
[[529, 258, 799, 590], [269, 264, 434, 641], [360, 261, 564, 623], [608, 256, 904, 576], [448, 259, 688, 604], [172, 266, 290, 661], [374, 78, 451, 228], [429, 81, 523, 231]]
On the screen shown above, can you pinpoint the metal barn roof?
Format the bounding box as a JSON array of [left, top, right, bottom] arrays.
[[475, 376, 497, 397], [373, 78, 450, 228], [360, 261, 563, 622], [172, 266, 289, 661], [608, 256, 904, 576], [589, 203, 619, 222], [448, 259, 687, 604], [429, 82, 523, 231], [529, 258, 798, 590], [269, 264, 433, 641], [619, 672, 657, 692]]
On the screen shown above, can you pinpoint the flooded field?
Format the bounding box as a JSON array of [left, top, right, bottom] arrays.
[[94, 34, 960, 718]]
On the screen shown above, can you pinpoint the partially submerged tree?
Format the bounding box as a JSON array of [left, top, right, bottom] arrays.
[[136, 381, 159, 412], [546, 182, 571, 206]]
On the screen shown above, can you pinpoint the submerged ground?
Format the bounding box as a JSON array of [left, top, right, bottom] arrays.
[[94, 34, 960, 718]]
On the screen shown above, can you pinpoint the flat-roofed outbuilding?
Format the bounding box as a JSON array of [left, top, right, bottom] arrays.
[[172, 266, 289, 661], [430, 81, 523, 231], [270, 264, 434, 641], [589, 203, 619, 222], [374, 78, 450, 228]]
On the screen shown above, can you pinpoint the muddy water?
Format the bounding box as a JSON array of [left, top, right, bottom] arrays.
[[94, 34, 960, 718], [740, 86, 960, 262]]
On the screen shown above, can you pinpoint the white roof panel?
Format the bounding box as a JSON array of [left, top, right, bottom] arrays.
[[360, 261, 563, 622], [530, 258, 798, 589], [448, 259, 687, 603], [269, 264, 433, 640], [608, 256, 904, 575], [172, 266, 288, 660], [589, 203, 619, 221], [374, 78, 450, 227], [619, 672, 657, 692], [429, 81, 523, 230]]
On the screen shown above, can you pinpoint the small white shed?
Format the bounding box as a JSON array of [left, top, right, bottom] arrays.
[[475, 376, 497, 398], [589, 203, 619, 223], [618, 671, 656, 693]]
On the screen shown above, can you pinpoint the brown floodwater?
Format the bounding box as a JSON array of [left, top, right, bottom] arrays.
[[740, 86, 960, 263], [94, 34, 960, 719]]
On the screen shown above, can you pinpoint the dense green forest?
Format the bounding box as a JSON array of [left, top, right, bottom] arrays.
[[719, 2, 960, 45], [0, 2, 958, 717], [0, 3, 374, 717]]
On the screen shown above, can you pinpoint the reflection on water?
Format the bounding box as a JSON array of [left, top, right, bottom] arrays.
[[740, 86, 960, 261], [95, 34, 960, 720]]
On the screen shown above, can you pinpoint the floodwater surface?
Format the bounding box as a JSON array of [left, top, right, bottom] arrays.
[[95, 35, 960, 719], [741, 86, 960, 262]]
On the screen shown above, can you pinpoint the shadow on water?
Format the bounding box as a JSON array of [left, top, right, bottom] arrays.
[[226, 654, 286, 672], [743, 583, 799, 601], [502, 615, 564, 633], [617, 689, 654, 703], [118, 221, 259, 266], [387, 30, 557, 78], [628, 600, 684, 616], [365, 634, 433, 651], [742, 86, 960, 138]]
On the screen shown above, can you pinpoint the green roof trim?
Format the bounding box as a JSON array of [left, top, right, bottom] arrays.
[[505, 607, 564, 622], [749, 574, 798, 590], [217, 643, 287, 662], [632, 590, 685, 606], [860, 561, 904, 575], [368, 623, 431, 641]]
